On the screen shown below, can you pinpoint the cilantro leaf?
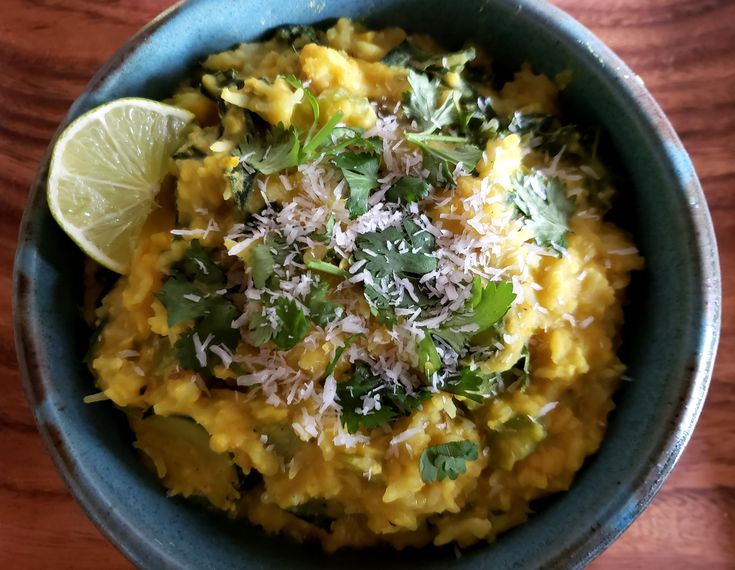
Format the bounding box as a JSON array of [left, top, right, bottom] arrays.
[[305, 281, 343, 327], [170, 295, 240, 372], [249, 244, 275, 288], [326, 127, 382, 156], [354, 220, 437, 279], [420, 440, 479, 482], [250, 298, 310, 351], [237, 123, 300, 175], [175, 240, 226, 288], [233, 77, 344, 178], [385, 176, 431, 204], [507, 112, 591, 159], [331, 152, 380, 219], [403, 70, 458, 133], [174, 330, 201, 371], [442, 367, 501, 403], [436, 278, 516, 352], [337, 362, 430, 433], [154, 277, 209, 326], [383, 40, 475, 74], [197, 296, 240, 351], [273, 298, 310, 351], [262, 233, 291, 265], [511, 171, 575, 253], [417, 333, 441, 379], [362, 283, 398, 327], [405, 132, 483, 175]]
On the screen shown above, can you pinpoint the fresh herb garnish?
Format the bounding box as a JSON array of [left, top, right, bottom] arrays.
[[403, 70, 458, 134], [249, 297, 310, 351], [352, 219, 438, 324], [417, 333, 442, 379], [337, 362, 431, 433], [354, 219, 437, 279], [154, 242, 240, 372], [419, 440, 480, 482], [436, 278, 516, 352], [511, 171, 575, 254], [155, 276, 211, 326], [331, 152, 380, 218], [249, 243, 275, 288], [305, 280, 343, 327], [404, 132, 483, 186], [231, 76, 344, 177], [175, 240, 226, 287], [385, 176, 431, 204], [441, 367, 501, 403]]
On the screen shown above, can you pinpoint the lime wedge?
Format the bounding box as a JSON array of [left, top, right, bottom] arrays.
[[47, 98, 194, 273]]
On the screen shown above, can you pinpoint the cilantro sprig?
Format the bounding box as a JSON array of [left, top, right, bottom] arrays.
[[154, 241, 239, 372], [331, 152, 380, 218], [511, 171, 575, 254], [435, 278, 516, 352], [420, 440, 480, 482], [231, 76, 344, 180], [337, 362, 431, 433], [352, 219, 438, 324]]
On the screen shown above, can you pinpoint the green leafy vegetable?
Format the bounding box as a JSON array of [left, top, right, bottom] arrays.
[[382, 40, 476, 74], [154, 277, 210, 326], [249, 298, 310, 351], [305, 281, 343, 327], [175, 240, 226, 288], [404, 132, 483, 186], [171, 294, 240, 372], [337, 362, 431, 433], [325, 126, 382, 156], [417, 333, 442, 379], [237, 123, 300, 175], [419, 440, 480, 482], [403, 70, 457, 133], [385, 176, 431, 204], [233, 76, 345, 177], [511, 171, 575, 253], [436, 278, 516, 352], [249, 244, 275, 288], [354, 219, 437, 279], [441, 367, 501, 403], [331, 152, 380, 218]]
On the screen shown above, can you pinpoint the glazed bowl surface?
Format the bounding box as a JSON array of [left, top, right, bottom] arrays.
[[13, 0, 720, 568]]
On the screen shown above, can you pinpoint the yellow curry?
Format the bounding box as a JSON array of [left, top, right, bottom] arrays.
[[86, 18, 642, 551]]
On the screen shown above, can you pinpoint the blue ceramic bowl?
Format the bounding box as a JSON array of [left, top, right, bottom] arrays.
[[13, 0, 721, 568]]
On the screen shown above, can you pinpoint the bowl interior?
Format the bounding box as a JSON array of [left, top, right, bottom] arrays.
[[14, 0, 719, 568]]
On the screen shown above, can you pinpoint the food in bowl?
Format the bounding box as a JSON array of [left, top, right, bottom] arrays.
[[56, 18, 642, 551]]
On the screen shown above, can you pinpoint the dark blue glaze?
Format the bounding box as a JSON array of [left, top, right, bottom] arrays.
[[13, 0, 721, 568]]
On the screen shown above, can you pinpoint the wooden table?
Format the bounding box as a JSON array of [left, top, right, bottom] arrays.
[[1, 1, 733, 567]]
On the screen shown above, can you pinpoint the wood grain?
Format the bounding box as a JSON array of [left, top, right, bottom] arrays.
[[1, 1, 733, 568]]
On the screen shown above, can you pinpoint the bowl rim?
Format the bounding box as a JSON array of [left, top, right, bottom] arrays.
[[12, 0, 721, 568]]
